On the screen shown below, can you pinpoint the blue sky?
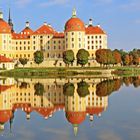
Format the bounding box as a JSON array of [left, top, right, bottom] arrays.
[[0, 0, 140, 51]]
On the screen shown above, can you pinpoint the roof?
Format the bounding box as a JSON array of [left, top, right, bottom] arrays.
[[34, 107, 55, 118], [0, 85, 13, 93], [33, 24, 56, 35], [86, 107, 104, 115], [0, 55, 13, 63], [65, 17, 85, 32], [12, 32, 31, 40], [86, 25, 106, 35], [53, 32, 64, 39], [20, 27, 34, 35], [66, 111, 86, 124], [0, 19, 11, 34], [0, 110, 12, 124]]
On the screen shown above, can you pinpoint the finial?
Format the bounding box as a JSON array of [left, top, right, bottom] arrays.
[[72, 8, 77, 18], [73, 124, 78, 136]]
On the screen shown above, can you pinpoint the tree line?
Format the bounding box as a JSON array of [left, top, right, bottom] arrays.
[[18, 48, 140, 67], [96, 49, 140, 67]]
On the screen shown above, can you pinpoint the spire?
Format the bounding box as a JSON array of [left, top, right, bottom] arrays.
[[8, 8, 11, 22], [72, 8, 77, 18], [8, 8, 14, 32], [73, 124, 78, 136], [0, 9, 3, 19]]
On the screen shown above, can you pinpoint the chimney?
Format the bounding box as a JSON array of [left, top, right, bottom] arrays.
[[44, 22, 47, 26], [89, 18, 93, 26], [97, 24, 101, 27], [26, 21, 30, 27]]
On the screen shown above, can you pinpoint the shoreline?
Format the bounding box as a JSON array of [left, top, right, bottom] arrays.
[[0, 67, 140, 78]]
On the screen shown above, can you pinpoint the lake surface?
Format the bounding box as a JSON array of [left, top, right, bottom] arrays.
[[0, 76, 140, 140]]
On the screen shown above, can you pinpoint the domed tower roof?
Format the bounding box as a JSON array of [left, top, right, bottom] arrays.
[[65, 9, 85, 32], [66, 111, 86, 124], [0, 110, 12, 124], [0, 11, 11, 34]]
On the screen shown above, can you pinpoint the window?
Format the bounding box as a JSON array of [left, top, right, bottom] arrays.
[[72, 32, 74, 35], [72, 43, 74, 48], [72, 38, 74, 41]]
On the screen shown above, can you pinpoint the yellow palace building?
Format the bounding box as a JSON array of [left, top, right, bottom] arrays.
[[0, 9, 107, 67]]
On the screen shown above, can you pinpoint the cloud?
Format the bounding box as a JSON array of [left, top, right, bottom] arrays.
[[40, 0, 70, 7], [15, 0, 32, 7], [120, 0, 140, 11]]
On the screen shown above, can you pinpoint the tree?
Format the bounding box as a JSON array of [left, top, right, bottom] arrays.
[[34, 82, 45, 96], [63, 82, 75, 96], [63, 50, 74, 67], [77, 81, 90, 97], [123, 54, 130, 66], [113, 50, 122, 65], [19, 58, 28, 67], [76, 49, 89, 67], [34, 51, 44, 65]]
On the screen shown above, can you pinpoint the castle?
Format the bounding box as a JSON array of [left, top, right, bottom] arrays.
[[0, 9, 107, 67]]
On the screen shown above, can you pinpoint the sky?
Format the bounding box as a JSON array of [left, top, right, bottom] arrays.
[[0, 0, 140, 51]]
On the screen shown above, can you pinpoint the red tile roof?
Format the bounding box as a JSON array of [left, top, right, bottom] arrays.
[[86, 25, 106, 34], [0, 19, 11, 34], [86, 107, 104, 115], [33, 24, 56, 35], [0, 110, 12, 124], [20, 27, 34, 35], [12, 32, 31, 40], [66, 111, 86, 124], [65, 17, 85, 32], [0, 55, 13, 63], [0, 85, 13, 92], [53, 32, 64, 38]]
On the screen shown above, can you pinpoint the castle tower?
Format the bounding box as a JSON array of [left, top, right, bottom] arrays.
[[64, 9, 86, 58]]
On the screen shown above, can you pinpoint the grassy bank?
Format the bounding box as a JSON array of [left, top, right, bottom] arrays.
[[0, 67, 102, 78], [1, 66, 139, 78]]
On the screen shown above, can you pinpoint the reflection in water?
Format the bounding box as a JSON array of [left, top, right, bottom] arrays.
[[0, 76, 140, 137]]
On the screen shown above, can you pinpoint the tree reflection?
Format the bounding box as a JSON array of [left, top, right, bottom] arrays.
[[96, 78, 122, 97], [34, 82, 45, 96], [63, 82, 75, 96], [77, 81, 90, 97]]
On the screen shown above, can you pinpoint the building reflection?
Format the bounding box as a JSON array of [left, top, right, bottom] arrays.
[[0, 77, 111, 135]]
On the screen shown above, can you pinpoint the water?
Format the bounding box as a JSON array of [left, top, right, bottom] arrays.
[[0, 77, 140, 140]]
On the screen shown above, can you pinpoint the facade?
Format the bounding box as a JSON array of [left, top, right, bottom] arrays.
[[0, 9, 107, 67]]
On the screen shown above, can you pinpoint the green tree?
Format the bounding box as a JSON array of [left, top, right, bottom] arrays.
[[34, 82, 45, 96], [63, 50, 74, 67], [34, 51, 44, 65], [77, 81, 90, 97], [63, 82, 75, 96], [76, 49, 89, 67], [19, 58, 28, 67]]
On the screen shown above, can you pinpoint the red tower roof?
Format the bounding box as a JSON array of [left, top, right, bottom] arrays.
[[0, 19, 11, 34], [0, 110, 12, 124], [65, 18, 85, 32], [66, 111, 86, 124]]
